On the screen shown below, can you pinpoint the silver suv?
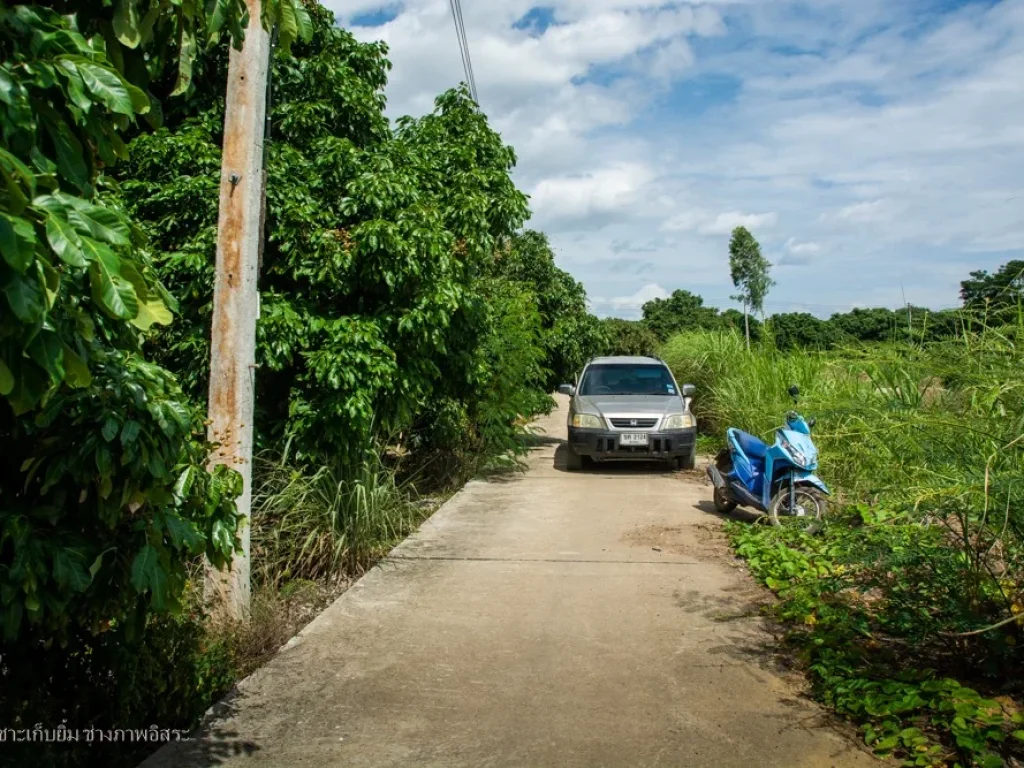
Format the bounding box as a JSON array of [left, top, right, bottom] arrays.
[[558, 356, 697, 471]]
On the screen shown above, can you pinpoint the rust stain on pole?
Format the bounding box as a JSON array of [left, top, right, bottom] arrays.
[[206, 0, 271, 621]]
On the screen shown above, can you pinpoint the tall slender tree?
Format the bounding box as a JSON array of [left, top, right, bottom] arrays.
[[728, 226, 774, 349]]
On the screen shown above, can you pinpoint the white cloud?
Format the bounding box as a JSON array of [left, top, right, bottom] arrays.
[[836, 199, 893, 223], [335, 0, 1024, 317], [785, 238, 821, 255], [662, 209, 778, 236], [530, 162, 654, 225], [590, 283, 669, 317]]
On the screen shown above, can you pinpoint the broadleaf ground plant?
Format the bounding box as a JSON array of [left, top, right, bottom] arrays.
[[663, 318, 1024, 767]]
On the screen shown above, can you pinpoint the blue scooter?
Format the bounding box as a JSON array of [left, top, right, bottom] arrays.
[[706, 385, 829, 532]]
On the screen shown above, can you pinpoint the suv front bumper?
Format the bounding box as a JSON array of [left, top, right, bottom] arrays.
[[568, 427, 696, 461]]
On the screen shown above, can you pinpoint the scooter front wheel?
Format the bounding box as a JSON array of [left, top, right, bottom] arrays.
[[713, 486, 737, 514], [768, 486, 826, 533]]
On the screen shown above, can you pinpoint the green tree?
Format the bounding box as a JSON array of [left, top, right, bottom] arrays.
[[601, 318, 658, 357], [120, 7, 534, 468], [829, 307, 903, 344], [769, 312, 839, 350], [492, 231, 605, 389], [960, 260, 1024, 324], [0, 1, 255, 649], [719, 308, 762, 342], [642, 289, 720, 341], [728, 226, 774, 349]]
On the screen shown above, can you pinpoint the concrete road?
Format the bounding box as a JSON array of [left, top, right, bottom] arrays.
[[143, 397, 875, 768]]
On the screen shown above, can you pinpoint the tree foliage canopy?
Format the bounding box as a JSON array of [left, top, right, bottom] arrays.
[[492, 230, 606, 389], [642, 289, 720, 341], [0, 0, 261, 647], [728, 225, 773, 317], [119, 7, 577, 472], [960, 259, 1024, 322]]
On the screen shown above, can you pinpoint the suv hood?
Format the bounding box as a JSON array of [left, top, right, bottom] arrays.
[[577, 394, 683, 417]]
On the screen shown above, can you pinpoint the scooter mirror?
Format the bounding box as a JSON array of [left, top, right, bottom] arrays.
[[808, 417, 817, 429], [788, 385, 800, 400]]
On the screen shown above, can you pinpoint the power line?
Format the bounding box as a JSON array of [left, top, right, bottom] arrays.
[[448, 0, 479, 103], [455, 0, 479, 102]]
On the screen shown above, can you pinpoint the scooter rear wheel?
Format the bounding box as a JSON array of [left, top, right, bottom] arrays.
[[768, 486, 826, 533], [713, 486, 737, 514]]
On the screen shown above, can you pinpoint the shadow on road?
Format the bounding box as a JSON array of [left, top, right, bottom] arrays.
[[138, 690, 261, 767], [694, 498, 763, 526], [551, 443, 675, 475]]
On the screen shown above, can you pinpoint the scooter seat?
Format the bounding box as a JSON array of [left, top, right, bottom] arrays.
[[732, 429, 768, 459]]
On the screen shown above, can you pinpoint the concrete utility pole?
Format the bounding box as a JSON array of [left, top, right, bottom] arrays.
[[205, 0, 272, 621]]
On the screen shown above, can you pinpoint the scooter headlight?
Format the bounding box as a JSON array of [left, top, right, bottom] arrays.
[[779, 435, 812, 468], [663, 413, 696, 430]]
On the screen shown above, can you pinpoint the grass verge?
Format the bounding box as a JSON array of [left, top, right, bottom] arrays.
[[663, 322, 1024, 767]]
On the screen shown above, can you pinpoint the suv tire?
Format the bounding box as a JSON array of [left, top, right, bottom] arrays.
[[678, 445, 697, 471], [565, 445, 583, 471]]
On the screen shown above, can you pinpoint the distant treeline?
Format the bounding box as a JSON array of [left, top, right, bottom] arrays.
[[602, 259, 1024, 354]]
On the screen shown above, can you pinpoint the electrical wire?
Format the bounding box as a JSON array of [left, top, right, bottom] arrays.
[[448, 0, 479, 103], [455, 0, 479, 102]]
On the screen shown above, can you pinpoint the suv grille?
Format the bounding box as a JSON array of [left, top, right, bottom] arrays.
[[610, 418, 658, 429]]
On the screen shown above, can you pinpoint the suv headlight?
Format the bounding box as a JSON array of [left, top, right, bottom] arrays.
[[663, 413, 696, 430], [572, 413, 604, 429]]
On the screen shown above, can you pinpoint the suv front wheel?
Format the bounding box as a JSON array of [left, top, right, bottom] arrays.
[[671, 444, 697, 471], [565, 444, 582, 471]]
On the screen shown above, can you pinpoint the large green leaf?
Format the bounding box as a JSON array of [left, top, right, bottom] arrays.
[[163, 514, 204, 553], [113, 0, 142, 48], [273, 0, 313, 53], [171, 24, 198, 96], [130, 543, 169, 609], [0, 65, 18, 106], [64, 56, 134, 116], [62, 195, 131, 246], [40, 113, 89, 192], [89, 257, 139, 319], [52, 550, 92, 592], [206, 0, 231, 43], [0, 212, 37, 272], [131, 295, 174, 330], [27, 331, 65, 385], [3, 265, 46, 322], [55, 59, 93, 111], [211, 519, 236, 556], [61, 342, 92, 388], [45, 212, 88, 267], [0, 148, 34, 215]]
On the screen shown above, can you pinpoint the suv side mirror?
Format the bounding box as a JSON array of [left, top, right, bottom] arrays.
[[682, 384, 696, 397], [558, 384, 576, 396]]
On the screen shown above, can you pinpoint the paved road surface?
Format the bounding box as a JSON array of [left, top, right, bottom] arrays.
[[143, 397, 875, 768]]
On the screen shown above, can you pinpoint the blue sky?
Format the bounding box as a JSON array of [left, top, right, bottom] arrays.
[[330, 0, 1024, 318]]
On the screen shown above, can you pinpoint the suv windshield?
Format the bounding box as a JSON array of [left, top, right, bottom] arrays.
[[578, 364, 677, 396]]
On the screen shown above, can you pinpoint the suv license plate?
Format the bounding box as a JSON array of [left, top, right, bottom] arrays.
[[620, 433, 649, 447]]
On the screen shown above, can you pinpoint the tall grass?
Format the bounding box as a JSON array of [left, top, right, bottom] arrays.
[[667, 323, 1024, 764], [662, 327, 1024, 506], [663, 324, 1024, 646], [250, 453, 430, 586]]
